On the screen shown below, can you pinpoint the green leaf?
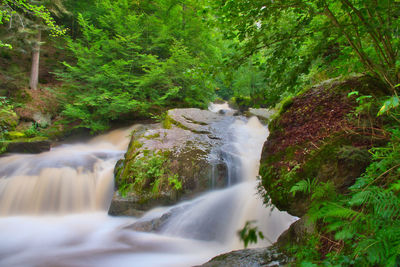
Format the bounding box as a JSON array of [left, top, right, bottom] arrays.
[[377, 96, 400, 116]]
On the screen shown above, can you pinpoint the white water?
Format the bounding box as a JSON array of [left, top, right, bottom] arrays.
[[0, 113, 296, 267], [208, 102, 234, 115]]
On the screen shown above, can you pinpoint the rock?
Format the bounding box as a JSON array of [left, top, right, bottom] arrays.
[[276, 215, 314, 247], [245, 108, 275, 123], [2, 137, 51, 154], [197, 246, 290, 267], [108, 192, 175, 217], [259, 75, 386, 217], [33, 112, 51, 127], [128, 212, 172, 232], [166, 108, 221, 134], [248, 108, 274, 119], [109, 108, 236, 216]]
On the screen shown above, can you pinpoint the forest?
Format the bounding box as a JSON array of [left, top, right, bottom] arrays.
[[1, 0, 400, 266]]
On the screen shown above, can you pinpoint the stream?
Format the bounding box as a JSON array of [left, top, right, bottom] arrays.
[[0, 106, 296, 267]]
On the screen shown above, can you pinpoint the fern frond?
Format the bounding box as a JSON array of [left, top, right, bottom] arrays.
[[320, 203, 362, 221], [349, 190, 374, 206], [290, 179, 311, 196]]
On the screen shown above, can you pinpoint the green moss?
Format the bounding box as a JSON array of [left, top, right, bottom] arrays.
[[9, 136, 48, 142], [0, 109, 19, 129], [144, 133, 160, 139], [163, 114, 173, 129], [44, 123, 65, 139], [278, 95, 294, 115], [6, 131, 26, 139], [117, 150, 181, 199], [0, 136, 50, 155], [260, 132, 373, 216]]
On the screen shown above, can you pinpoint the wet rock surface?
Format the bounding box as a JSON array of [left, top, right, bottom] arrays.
[[198, 246, 290, 267], [109, 108, 240, 216]]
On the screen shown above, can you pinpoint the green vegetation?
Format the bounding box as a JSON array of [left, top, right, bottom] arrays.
[[1, 1, 400, 265], [215, 0, 399, 106], [117, 150, 182, 200], [238, 221, 265, 249], [284, 121, 400, 266]]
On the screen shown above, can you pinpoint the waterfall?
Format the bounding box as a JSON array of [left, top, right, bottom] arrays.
[[0, 111, 296, 267], [0, 126, 134, 215]]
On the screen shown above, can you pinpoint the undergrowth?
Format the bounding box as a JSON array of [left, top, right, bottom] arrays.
[[118, 150, 182, 198], [288, 112, 400, 266]]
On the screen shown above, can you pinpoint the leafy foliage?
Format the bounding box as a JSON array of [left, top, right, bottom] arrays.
[[238, 221, 264, 249], [290, 178, 317, 196], [56, 0, 220, 132], [215, 0, 400, 107], [118, 150, 181, 198], [287, 121, 400, 266], [0, 0, 66, 48]]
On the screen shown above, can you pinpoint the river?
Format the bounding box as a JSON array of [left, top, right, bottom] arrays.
[[0, 107, 296, 267]]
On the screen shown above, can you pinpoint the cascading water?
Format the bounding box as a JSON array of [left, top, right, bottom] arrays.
[[0, 108, 296, 267]]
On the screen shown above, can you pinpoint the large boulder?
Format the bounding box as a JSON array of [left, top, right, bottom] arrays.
[[109, 108, 235, 216], [259, 75, 387, 217]]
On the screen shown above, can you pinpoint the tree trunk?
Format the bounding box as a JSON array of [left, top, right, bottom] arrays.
[[29, 29, 41, 90]]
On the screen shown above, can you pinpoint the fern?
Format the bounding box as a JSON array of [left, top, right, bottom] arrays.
[[290, 178, 317, 196]]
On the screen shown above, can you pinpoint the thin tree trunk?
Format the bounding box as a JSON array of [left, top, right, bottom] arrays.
[[30, 29, 41, 90]]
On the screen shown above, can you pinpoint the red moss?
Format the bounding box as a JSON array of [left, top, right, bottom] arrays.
[[267, 85, 355, 155]]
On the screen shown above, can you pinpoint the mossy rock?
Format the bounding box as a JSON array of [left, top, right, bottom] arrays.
[[260, 75, 386, 217], [1, 136, 50, 154], [110, 109, 230, 216]]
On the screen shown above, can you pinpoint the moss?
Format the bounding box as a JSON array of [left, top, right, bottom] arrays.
[[163, 114, 173, 129], [144, 132, 160, 139], [0, 109, 19, 129], [278, 96, 294, 116], [0, 136, 50, 155], [6, 131, 26, 139], [260, 75, 386, 216], [9, 136, 49, 142], [117, 150, 181, 200]]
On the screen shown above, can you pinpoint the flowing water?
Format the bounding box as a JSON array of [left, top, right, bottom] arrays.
[[0, 109, 296, 267]]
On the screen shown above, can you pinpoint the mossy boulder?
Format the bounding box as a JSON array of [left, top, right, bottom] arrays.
[[259, 75, 387, 217], [1, 136, 50, 154], [109, 108, 232, 216]]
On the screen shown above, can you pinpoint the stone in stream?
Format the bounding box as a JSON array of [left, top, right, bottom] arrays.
[[108, 108, 236, 216], [197, 246, 290, 267], [0, 137, 51, 154]]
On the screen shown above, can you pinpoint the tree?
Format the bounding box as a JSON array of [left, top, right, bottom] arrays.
[[56, 0, 220, 132], [0, 0, 65, 89], [216, 0, 400, 96]]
